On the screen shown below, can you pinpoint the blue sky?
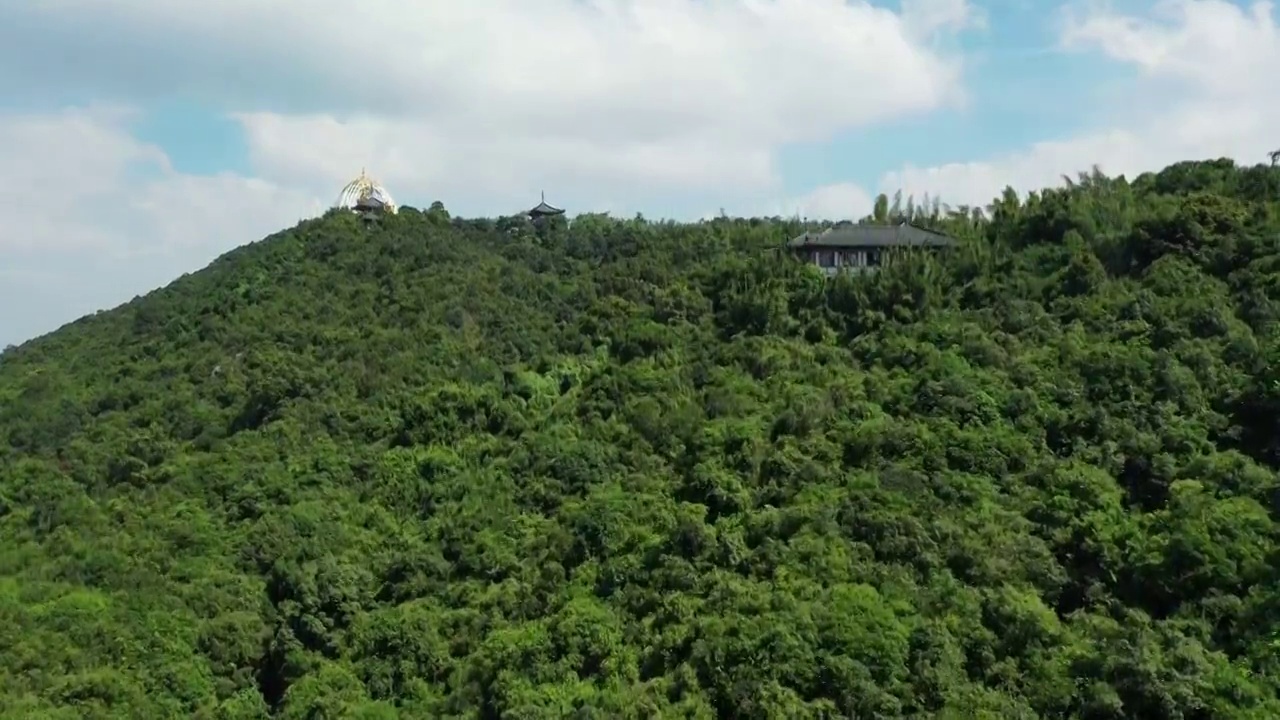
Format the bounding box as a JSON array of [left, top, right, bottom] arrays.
[[133, 99, 252, 176], [0, 0, 1276, 347], [778, 0, 1165, 206]]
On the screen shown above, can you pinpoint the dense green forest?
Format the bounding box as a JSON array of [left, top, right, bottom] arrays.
[[3, 158, 1280, 718]]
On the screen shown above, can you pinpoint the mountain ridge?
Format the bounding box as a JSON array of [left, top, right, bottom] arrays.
[[3, 159, 1280, 718]]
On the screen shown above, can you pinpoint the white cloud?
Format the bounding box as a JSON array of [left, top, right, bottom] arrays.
[[231, 112, 781, 213], [784, 182, 877, 220], [0, 107, 320, 346], [11, 0, 971, 137], [7, 0, 973, 213], [902, 0, 988, 38], [875, 0, 1280, 208], [695, 180, 876, 221]]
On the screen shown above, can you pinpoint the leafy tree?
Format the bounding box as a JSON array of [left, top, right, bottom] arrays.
[[2, 158, 1280, 717]]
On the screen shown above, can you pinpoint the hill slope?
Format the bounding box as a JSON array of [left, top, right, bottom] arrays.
[[3, 161, 1280, 718]]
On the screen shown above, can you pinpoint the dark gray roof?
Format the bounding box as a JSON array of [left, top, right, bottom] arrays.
[[788, 222, 953, 249], [528, 191, 564, 216], [528, 200, 564, 216]]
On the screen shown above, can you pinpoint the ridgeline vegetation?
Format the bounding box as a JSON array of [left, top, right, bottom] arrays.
[[4, 159, 1280, 718]]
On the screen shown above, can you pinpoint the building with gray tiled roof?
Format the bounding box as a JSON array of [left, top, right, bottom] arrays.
[[527, 192, 565, 221], [787, 221, 953, 275]]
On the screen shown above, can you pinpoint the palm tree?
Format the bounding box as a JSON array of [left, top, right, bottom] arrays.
[[1270, 149, 1280, 166]]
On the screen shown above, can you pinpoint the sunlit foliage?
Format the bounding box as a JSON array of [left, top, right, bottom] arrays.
[[3, 159, 1280, 718]]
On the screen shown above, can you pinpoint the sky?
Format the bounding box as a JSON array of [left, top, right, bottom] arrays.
[[0, 0, 1277, 347]]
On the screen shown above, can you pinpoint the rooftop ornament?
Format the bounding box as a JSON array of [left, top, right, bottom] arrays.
[[336, 168, 398, 214]]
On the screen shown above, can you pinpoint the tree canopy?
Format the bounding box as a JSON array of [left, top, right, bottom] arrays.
[[3, 158, 1280, 718]]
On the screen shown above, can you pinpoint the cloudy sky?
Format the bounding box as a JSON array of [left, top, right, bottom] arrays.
[[1, 0, 1276, 347]]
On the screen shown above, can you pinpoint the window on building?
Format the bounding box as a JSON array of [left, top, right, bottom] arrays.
[[817, 250, 836, 267]]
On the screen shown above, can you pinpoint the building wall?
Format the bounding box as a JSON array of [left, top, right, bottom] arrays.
[[802, 247, 883, 275]]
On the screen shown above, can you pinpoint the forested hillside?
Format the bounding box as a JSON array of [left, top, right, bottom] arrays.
[[3, 159, 1280, 718]]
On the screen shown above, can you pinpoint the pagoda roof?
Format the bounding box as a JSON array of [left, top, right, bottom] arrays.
[[527, 192, 564, 216]]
